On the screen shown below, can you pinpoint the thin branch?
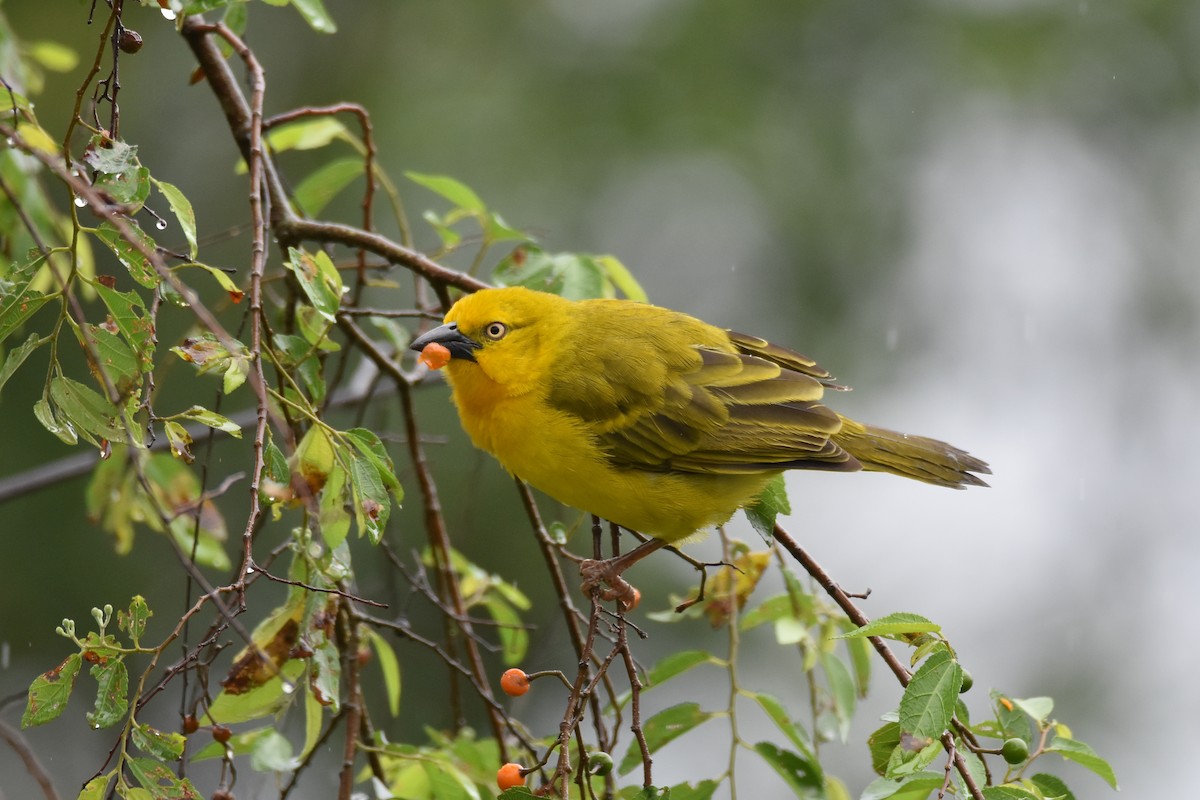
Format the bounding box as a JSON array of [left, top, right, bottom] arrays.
[[772, 523, 986, 800], [0, 719, 59, 800]]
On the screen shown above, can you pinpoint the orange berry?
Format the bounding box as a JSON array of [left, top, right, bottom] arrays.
[[211, 724, 232, 744], [419, 342, 452, 370], [496, 762, 526, 790], [182, 714, 199, 735], [500, 668, 530, 697]]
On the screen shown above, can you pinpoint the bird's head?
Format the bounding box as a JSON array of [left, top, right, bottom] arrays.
[[410, 286, 566, 394]]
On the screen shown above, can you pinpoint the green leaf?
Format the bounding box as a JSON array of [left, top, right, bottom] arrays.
[[264, 437, 290, 484], [126, 757, 201, 797], [263, 118, 349, 155], [899, 650, 961, 740], [745, 474, 790, 544], [860, 773, 945, 800], [1012, 696, 1054, 724], [94, 283, 153, 370], [21, 653, 83, 728], [485, 211, 530, 243], [655, 781, 719, 800], [86, 659, 129, 728], [842, 622, 873, 697], [0, 333, 42, 394], [187, 261, 244, 303], [172, 332, 251, 395], [986, 690, 1034, 744], [296, 305, 339, 350], [481, 594, 528, 665], [163, 419, 193, 462], [981, 788, 1039, 800], [178, 405, 242, 437], [885, 737, 942, 779], [93, 220, 160, 288], [645, 650, 715, 687], [752, 742, 824, 798], [1047, 736, 1118, 789], [493, 247, 607, 300], [191, 725, 275, 762], [204, 661, 306, 725], [348, 448, 390, 543], [748, 692, 813, 758], [285, 247, 343, 320], [118, 595, 152, 644], [29, 40, 79, 72], [76, 773, 113, 800], [290, 0, 337, 32], [0, 280, 50, 344], [594, 254, 648, 301], [406, 172, 487, 213], [131, 721, 185, 761], [1029, 773, 1076, 800], [365, 628, 402, 716], [498, 790, 538, 800], [48, 375, 138, 444], [308, 626, 341, 712], [820, 651, 856, 743], [34, 396, 77, 444], [0, 83, 33, 113], [301, 683, 323, 759], [825, 775, 852, 800], [318, 462, 351, 550], [293, 157, 363, 216], [251, 728, 297, 771], [84, 138, 150, 210], [618, 703, 714, 775], [837, 612, 941, 640], [83, 137, 139, 175], [345, 427, 403, 495], [867, 721, 901, 776], [152, 179, 199, 259], [81, 323, 141, 397]]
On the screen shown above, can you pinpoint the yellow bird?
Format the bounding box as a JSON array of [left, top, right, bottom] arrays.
[[410, 286, 988, 600]]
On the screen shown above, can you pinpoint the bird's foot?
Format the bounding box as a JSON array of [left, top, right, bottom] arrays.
[[580, 559, 641, 612]]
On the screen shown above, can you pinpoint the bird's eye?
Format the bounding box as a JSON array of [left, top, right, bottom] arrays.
[[483, 322, 508, 340]]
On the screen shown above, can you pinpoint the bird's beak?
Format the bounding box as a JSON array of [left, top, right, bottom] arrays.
[[410, 322, 481, 363]]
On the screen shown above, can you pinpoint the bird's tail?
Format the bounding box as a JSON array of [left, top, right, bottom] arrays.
[[833, 417, 990, 489]]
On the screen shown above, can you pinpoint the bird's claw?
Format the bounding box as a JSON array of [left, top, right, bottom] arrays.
[[580, 559, 641, 611]]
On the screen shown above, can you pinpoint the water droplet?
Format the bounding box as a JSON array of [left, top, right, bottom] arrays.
[[160, 7, 177, 20], [4, 137, 13, 146], [155, 218, 168, 230], [281, 681, 295, 695], [74, 196, 87, 207]]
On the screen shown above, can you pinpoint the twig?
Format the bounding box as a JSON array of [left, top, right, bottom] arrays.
[[772, 523, 986, 800], [0, 719, 59, 800]]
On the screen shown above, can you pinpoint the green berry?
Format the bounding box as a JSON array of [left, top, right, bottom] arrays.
[[959, 669, 973, 694], [587, 751, 614, 776], [1001, 737, 1029, 765]]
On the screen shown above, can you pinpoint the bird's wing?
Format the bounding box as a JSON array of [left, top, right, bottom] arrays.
[[547, 326, 860, 475]]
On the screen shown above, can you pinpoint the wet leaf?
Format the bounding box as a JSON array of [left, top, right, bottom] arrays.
[[21, 653, 83, 728]]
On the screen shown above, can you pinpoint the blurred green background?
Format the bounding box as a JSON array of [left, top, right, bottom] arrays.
[[2, 0, 1197, 797]]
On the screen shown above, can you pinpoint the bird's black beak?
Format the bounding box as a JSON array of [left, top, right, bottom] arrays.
[[410, 322, 481, 362]]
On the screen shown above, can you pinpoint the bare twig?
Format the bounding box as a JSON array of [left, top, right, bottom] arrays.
[[0, 719, 59, 800]]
